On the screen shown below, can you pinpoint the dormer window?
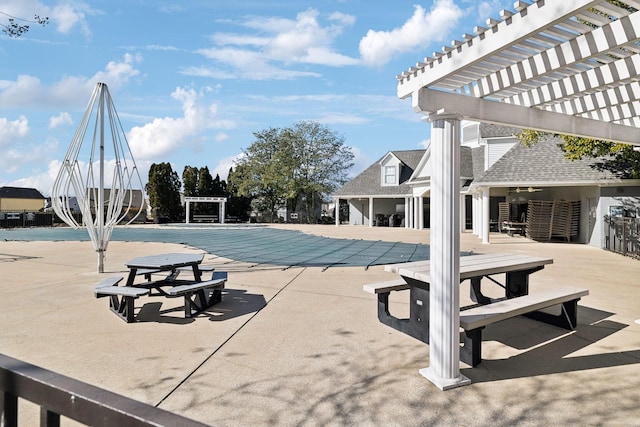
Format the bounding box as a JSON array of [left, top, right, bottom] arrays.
[[384, 165, 397, 185]]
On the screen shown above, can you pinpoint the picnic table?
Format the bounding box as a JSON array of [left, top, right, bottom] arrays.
[[365, 253, 588, 366], [95, 253, 227, 322]]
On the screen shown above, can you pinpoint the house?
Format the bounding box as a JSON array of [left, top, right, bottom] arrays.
[[469, 131, 640, 247], [332, 150, 426, 227], [0, 186, 46, 211], [333, 121, 640, 249]]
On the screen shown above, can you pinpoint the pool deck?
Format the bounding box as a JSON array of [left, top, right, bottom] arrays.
[[1, 224, 639, 426]]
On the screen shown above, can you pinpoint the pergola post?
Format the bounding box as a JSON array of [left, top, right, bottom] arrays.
[[420, 113, 470, 390]]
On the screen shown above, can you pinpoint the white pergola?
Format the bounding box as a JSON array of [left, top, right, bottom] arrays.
[[397, 0, 640, 390], [184, 196, 227, 224]]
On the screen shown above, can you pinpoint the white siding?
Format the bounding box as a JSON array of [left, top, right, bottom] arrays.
[[485, 138, 517, 170]]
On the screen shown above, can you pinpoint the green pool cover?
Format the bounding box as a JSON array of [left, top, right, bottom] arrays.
[[1, 225, 429, 270]]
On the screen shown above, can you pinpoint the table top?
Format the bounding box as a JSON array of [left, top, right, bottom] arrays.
[[126, 253, 204, 269], [384, 253, 553, 283]]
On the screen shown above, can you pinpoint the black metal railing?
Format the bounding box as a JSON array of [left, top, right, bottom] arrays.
[[0, 353, 209, 427], [604, 216, 640, 259]]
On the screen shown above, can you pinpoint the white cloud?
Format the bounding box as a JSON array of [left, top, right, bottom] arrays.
[[193, 8, 358, 80], [0, 115, 29, 147], [0, 54, 141, 108], [211, 153, 243, 180], [127, 86, 233, 160], [347, 146, 370, 178], [0, 0, 96, 38], [215, 132, 229, 143], [359, 1, 463, 66], [49, 112, 73, 128]]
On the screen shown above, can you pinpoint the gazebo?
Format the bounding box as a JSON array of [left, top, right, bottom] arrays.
[[397, 0, 640, 389]]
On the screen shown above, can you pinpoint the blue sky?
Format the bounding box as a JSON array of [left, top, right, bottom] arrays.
[[0, 0, 513, 196]]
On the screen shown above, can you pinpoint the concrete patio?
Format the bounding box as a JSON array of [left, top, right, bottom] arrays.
[[1, 224, 638, 425]]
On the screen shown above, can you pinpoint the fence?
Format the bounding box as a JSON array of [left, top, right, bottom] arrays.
[[0, 353, 208, 427], [603, 216, 640, 258], [0, 211, 54, 228]]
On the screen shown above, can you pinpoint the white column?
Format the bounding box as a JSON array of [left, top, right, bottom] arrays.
[[220, 200, 226, 224], [404, 197, 410, 228], [420, 113, 470, 390], [460, 194, 466, 233], [417, 196, 424, 230], [482, 187, 490, 244], [368, 197, 374, 227], [335, 198, 340, 226], [409, 196, 418, 229], [186, 200, 191, 224], [471, 194, 477, 235]]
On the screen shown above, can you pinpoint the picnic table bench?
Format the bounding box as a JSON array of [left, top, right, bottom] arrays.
[[166, 271, 228, 318], [95, 253, 228, 323], [365, 253, 589, 366], [95, 276, 150, 323]]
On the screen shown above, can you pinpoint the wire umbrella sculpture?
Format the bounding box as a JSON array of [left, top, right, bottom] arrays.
[[52, 82, 145, 272]]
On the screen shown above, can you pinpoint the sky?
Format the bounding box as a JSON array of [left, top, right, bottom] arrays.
[[0, 0, 515, 196]]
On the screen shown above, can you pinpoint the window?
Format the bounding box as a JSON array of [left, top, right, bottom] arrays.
[[384, 166, 396, 185]]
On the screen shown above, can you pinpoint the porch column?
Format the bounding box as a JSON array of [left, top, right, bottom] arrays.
[[335, 198, 340, 226], [418, 196, 424, 230], [185, 200, 191, 224], [420, 113, 470, 390], [219, 199, 226, 224], [405, 197, 410, 228], [460, 194, 466, 233], [482, 187, 490, 244], [472, 194, 479, 235], [368, 197, 374, 227], [409, 196, 416, 229]]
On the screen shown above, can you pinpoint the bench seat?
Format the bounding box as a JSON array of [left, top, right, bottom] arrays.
[[166, 271, 228, 318], [362, 279, 409, 294], [177, 265, 215, 273], [459, 286, 589, 366], [95, 276, 124, 288], [94, 278, 150, 323]]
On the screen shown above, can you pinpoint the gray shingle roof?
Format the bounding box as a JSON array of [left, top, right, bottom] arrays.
[[0, 186, 45, 199], [479, 123, 520, 138], [473, 135, 623, 185], [334, 150, 424, 197], [334, 147, 478, 198]]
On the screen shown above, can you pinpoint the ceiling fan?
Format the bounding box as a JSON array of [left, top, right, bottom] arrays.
[[509, 186, 543, 193]]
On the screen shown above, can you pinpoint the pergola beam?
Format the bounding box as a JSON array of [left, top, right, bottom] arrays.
[[412, 87, 640, 146]]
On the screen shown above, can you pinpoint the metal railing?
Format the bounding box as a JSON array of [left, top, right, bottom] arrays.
[[603, 216, 640, 259], [0, 353, 209, 427]]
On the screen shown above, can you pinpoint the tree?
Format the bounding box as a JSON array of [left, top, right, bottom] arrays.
[[145, 162, 182, 221], [212, 173, 226, 196], [518, 129, 640, 179], [182, 166, 198, 198], [288, 121, 354, 222], [226, 167, 251, 221], [231, 121, 354, 223], [1, 11, 48, 37]]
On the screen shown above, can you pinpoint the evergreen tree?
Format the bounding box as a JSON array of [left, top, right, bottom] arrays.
[[145, 162, 182, 221]]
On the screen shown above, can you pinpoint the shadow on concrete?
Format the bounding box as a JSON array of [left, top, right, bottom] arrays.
[[134, 289, 266, 324], [463, 305, 640, 383]]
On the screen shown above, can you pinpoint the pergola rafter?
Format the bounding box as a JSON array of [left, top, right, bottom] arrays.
[[395, 0, 640, 390]]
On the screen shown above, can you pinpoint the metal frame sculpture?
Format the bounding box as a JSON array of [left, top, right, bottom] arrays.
[[52, 82, 145, 273]]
